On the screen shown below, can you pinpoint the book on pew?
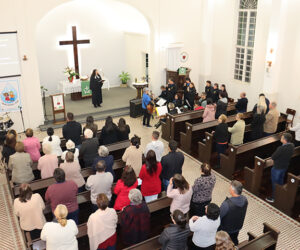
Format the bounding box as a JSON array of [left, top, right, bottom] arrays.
[[156, 106, 168, 116], [156, 98, 167, 107]]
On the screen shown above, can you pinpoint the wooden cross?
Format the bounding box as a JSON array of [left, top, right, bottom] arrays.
[[59, 26, 90, 79]]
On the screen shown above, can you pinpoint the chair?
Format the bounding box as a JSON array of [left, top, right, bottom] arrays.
[[286, 108, 296, 129]]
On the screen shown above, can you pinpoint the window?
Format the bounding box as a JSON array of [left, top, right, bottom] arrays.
[[234, 0, 258, 83]]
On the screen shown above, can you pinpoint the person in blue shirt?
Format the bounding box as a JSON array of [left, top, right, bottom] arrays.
[[142, 88, 152, 127]]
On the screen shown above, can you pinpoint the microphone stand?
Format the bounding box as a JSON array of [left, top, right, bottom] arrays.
[[43, 90, 48, 122], [19, 106, 26, 133]]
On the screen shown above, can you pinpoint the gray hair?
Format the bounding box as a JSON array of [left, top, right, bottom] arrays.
[[66, 140, 75, 150], [42, 142, 52, 155], [231, 180, 243, 195], [128, 188, 143, 205], [143, 87, 149, 93], [84, 128, 93, 139], [98, 145, 109, 157], [271, 101, 277, 108]]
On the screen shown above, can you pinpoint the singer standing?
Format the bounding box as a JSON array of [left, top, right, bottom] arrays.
[[90, 69, 103, 108]]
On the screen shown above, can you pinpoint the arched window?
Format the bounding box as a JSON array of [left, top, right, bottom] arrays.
[[234, 0, 258, 83]]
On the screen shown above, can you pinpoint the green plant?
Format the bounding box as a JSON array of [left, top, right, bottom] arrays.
[[118, 71, 130, 84]]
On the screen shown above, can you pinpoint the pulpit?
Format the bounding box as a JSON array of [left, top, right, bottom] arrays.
[[166, 68, 191, 94], [133, 82, 148, 99]]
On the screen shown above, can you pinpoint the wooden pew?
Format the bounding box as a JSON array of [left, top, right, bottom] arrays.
[[198, 114, 287, 165], [219, 132, 286, 179], [180, 111, 253, 155], [26, 195, 172, 250], [244, 146, 300, 196], [161, 102, 237, 142], [274, 173, 300, 216]]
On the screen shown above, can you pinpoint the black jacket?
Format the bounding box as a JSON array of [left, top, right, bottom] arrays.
[[215, 99, 228, 119], [159, 90, 172, 103], [79, 138, 99, 166], [271, 143, 295, 170], [62, 121, 82, 146], [214, 123, 229, 143], [252, 98, 270, 114], [118, 125, 130, 141], [236, 98, 248, 113], [100, 125, 120, 145], [2, 145, 15, 164], [158, 224, 190, 250], [205, 86, 213, 99], [184, 86, 196, 108], [167, 84, 177, 100], [212, 88, 220, 103], [161, 151, 184, 180], [250, 113, 266, 140]]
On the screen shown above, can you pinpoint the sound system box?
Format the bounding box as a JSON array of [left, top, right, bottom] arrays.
[[130, 99, 143, 118]]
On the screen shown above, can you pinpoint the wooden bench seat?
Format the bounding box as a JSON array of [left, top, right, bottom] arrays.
[[161, 102, 237, 142]]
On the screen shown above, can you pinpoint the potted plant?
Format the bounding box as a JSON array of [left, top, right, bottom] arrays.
[[118, 71, 130, 87], [64, 66, 78, 83]]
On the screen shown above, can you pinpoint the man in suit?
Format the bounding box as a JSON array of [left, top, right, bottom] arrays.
[[266, 133, 295, 203], [62, 112, 82, 147], [235, 92, 248, 113]]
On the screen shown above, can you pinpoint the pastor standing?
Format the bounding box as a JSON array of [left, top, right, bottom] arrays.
[[90, 69, 103, 108]]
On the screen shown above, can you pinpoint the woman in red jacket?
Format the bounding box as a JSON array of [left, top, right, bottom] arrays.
[[114, 166, 138, 211], [139, 150, 162, 203]]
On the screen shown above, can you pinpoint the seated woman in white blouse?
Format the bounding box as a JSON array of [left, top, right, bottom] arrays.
[[41, 204, 78, 250], [42, 127, 62, 157], [14, 184, 46, 239], [61, 140, 79, 162]]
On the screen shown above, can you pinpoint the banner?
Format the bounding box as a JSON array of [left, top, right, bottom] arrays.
[[0, 78, 21, 112], [81, 81, 92, 97]]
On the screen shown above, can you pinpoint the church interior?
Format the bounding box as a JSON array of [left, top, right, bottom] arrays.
[[0, 0, 300, 249]]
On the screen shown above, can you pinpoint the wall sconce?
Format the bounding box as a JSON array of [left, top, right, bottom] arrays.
[[266, 48, 274, 73]]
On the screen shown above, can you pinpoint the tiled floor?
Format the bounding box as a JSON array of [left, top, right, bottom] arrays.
[[1, 115, 299, 249]]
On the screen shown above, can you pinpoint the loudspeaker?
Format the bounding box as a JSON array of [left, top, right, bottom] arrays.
[[130, 99, 143, 118]]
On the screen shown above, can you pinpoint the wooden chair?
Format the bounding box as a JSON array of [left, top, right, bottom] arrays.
[[286, 108, 296, 129]]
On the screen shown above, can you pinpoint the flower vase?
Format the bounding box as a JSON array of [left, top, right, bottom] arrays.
[[68, 76, 74, 83]]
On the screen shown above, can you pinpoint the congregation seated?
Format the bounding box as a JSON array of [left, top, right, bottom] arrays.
[[158, 209, 190, 250], [120, 189, 150, 246], [62, 112, 82, 147], [215, 92, 228, 119], [118, 117, 130, 141], [144, 131, 164, 162], [38, 143, 58, 179], [253, 93, 270, 114], [83, 115, 98, 138], [41, 204, 78, 250], [59, 151, 85, 192], [79, 129, 99, 167], [14, 184, 46, 238], [87, 194, 118, 250], [23, 128, 41, 162], [219, 180, 248, 246], [173, 93, 183, 108], [263, 101, 279, 136], [61, 140, 79, 162], [215, 231, 236, 250], [189, 203, 221, 250], [2, 132, 16, 164], [190, 163, 216, 217], [45, 168, 79, 224], [250, 105, 266, 140], [42, 127, 62, 157], [122, 135, 142, 175], [139, 150, 162, 203], [92, 146, 115, 179], [228, 113, 245, 146], [202, 98, 216, 123], [167, 174, 193, 214], [86, 160, 113, 212], [235, 92, 248, 113], [113, 166, 138, 211], [161, 140, 184, 190], [8, 142, 34, 184], [100, 116, 119, 145]]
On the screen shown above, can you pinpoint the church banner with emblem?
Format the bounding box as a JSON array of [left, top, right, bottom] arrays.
[[0, 78, 21, 112], [81, 81, 92, 97]]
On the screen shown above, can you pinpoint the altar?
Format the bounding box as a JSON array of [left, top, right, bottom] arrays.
[[58, 77, 110, 101]]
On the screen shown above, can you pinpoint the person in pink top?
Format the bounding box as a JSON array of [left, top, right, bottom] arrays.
[[114, 166, 138, 211], [38, 143, 58, 179], [203, 99, 216, 123], [23, 128, 41, 162], [167, 174, 193, 214]]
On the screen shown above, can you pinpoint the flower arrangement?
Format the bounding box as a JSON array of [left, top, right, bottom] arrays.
[[64, 67, 78, 82]]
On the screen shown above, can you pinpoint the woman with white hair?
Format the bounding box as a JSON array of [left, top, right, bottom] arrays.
[[41, 204, 78, 250], [92, 145, 115, 179], [120, 189, 150, 246], [79, 129, 99, 167], [61, 140, 79, 162], [252, 93, 270, 114], [37, 143, 58, 179]]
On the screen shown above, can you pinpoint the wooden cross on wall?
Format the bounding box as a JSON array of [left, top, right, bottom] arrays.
[[59, 26, 90, 79]]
